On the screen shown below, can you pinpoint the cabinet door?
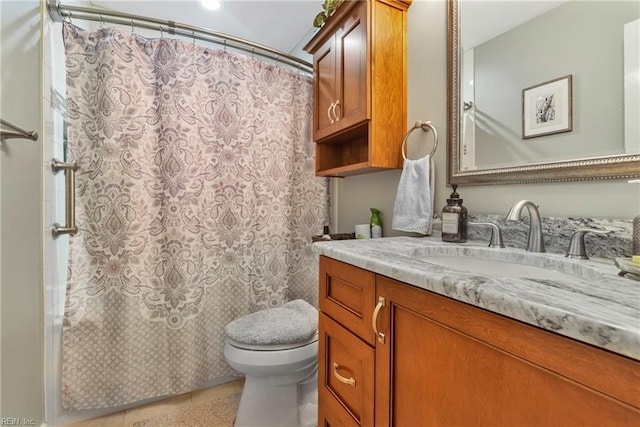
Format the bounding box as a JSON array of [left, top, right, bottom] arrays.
[[313, 1, 368, 143], [313, 35, 338, 141], [334, 0, 367, 132], [375, 276, 640, 427]]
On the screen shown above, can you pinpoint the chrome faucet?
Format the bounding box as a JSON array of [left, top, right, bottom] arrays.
[[505, 200, 546, 253]]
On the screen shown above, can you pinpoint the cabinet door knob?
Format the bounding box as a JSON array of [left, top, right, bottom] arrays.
[[333, 100, 340, 122], [328, 102, 336, 124], [372, 296, 386, 344], [333, 363, 356, 387]]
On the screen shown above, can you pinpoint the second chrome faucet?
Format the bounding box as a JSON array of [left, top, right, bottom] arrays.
[[506, 200, 546, 253]]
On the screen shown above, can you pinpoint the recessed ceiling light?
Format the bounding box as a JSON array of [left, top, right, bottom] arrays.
[[201, 0, 221, 11]]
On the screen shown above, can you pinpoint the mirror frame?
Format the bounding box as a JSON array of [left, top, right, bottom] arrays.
[[447, 0, 640, 185]]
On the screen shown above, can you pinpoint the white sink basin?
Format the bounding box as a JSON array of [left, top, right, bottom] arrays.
[[421, 255, 582, 281], [406, 245, 605, 282]]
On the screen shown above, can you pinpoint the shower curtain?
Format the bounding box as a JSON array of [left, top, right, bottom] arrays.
[[61, 23, 329, 410]]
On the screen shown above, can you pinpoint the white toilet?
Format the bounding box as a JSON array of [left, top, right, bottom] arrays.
[[224, 299, 319, 427]]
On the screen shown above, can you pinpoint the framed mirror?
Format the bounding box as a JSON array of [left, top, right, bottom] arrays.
[[447, 0, 640, 185]]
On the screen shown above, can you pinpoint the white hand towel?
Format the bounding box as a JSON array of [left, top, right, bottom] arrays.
[[392, 155, 433, 235]]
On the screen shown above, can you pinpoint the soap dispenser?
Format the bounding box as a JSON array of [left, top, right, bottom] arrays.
[[441, 185, 468, 243]]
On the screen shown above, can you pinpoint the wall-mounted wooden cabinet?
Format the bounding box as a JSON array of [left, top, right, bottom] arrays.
[[304, 0, 411, 177], [318, 256, 640, 426]]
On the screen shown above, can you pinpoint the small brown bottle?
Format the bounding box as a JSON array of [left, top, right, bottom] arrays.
[[441, 185, 467, 243]]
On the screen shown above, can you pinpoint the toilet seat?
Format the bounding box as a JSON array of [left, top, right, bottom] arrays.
[[227, 332, 319, 351], [225, 299, 318, 347]]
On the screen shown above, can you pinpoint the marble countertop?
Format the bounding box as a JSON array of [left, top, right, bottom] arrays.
[[312, 236, 640, 360]]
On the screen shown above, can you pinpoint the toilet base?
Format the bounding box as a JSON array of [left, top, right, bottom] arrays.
[[234, 375, 317, 427], [298, 376, 318, 427]]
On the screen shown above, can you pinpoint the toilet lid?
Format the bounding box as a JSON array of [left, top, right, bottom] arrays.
[[224, 299, 318, 347]]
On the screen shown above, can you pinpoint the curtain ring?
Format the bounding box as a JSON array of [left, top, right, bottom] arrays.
[[99, 15, 104, 28], [275, 54, 280, 66], [223, 39, 227, 52], [251, 47, 255, 59], [130, 19, 135, 33], [63, 11, 72, 24], [192, 31, 196, 45], [160, 25, 164, 38]]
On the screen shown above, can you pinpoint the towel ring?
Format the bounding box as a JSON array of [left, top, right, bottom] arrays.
[[401, 121, 438, 160]]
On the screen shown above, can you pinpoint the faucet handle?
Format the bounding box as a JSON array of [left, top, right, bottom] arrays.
[[469, 222, 505, 248], [565, 229, 614, 260]]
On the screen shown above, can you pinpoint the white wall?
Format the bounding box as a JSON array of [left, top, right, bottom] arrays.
[[0, 0, 44, 424], [335, 0, 640, 237]]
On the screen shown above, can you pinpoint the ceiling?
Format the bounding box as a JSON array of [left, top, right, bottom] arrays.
[[87, 1, 571, 61], [90, 0, 320, 59]]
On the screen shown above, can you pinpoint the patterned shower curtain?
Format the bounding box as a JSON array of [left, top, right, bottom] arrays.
[[61, 23, 329, 410]]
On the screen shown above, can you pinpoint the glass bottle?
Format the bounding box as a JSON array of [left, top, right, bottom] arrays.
[[441, 185, 467, 243], [322, 225, 331, 240]]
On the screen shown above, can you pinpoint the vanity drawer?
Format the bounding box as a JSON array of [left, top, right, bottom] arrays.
[[319, 312, 374, 427], [318, 396, 358, 427], [319, 255, 376, 344]]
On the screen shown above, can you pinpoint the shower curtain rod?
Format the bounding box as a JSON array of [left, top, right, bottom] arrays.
[[46, 0, 313, 74]]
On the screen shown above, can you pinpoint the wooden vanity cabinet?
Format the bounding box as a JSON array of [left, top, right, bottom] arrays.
[[304, 0, 411, 177], [318, 255, 640, 426]]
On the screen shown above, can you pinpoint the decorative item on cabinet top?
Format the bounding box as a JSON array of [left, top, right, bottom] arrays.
[[313, 0, 343, 28], [304, 0, 413, 177]]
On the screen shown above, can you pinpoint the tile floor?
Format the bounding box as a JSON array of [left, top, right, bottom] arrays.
[[63, 379, 243, 427]]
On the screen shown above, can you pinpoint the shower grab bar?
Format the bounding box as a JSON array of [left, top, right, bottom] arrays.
[[0, 118, 38, 141], [51, 159, 78, 237], [401, 120, 438, 161]]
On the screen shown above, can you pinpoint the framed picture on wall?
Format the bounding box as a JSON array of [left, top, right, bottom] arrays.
[[522, 74, 572, 139]]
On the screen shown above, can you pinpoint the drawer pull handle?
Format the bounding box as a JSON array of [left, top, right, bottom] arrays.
[[372, 296, 386, 344], [333, 363, 356, 387]]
